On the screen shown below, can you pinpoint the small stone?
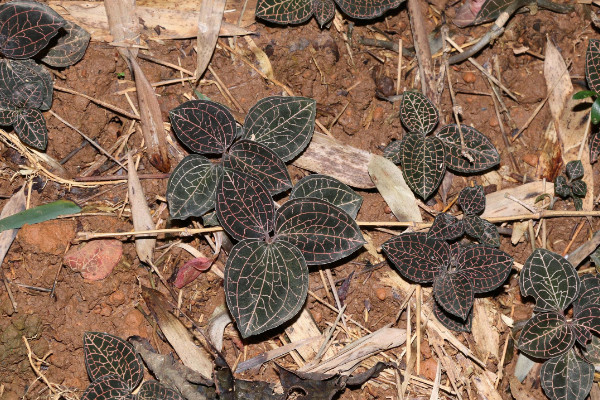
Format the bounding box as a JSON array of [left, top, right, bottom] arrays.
[[384, 206, 392, 214], [375, 287, 387, 300], [108, 290, 126, 306], [489, 116, 499, 127], [462, 71, 477, 83], [100, 305, 112, 317], [313, 310, 322, 324], [122, 308, 147, 337], [466, 97, 474, 104], [522, 153, 539, 167], [64, 239, 123, 281], [373, 106, 384, 121]]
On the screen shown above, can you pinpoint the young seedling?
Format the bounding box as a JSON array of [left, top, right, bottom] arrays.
[[81, 332, 183, 400], [518, 249, 600, 400], [216, 169, 365, 337], [167, 96, 315, 220], [428, 184, 500, 247], [576, 39, 600, 162], [0, 0, 90, 150], [256, 0, 403, 27], [554, 160, 587, 211], [384, 91, 501, 200], [382, 232, 513, 331]]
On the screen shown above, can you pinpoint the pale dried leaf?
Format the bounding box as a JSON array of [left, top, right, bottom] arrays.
[[196, 0, 226, 79], [285, 308, 331, 361], [104, 0, 138, 58], [471, 373, 503, 400], [511, 221, 529, 245], [544, 39, 573, 122], [482, 181, 554, 219], [0, 187, 26, 266], [535, 122, 562, 181], [128, 154, 156, 264], [207, 304, 232, 352], [244, 36, 274, 80], [472, 298, 499, 359]]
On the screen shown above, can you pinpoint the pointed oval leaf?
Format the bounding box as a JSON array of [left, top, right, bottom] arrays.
[[12, 81, 43, 109], [571, 180, 587, 198], [383, 139, 403, 164], [540, 349, 594, 400], [290, 174, 363, 219], [216, 168, 275, 241], [223, 139, 292, 195], [463, 215, 500, 247], [457, 184, 485, 216], [334, 0, 404, 19], [519, 248, 580, 312], [242, 96, 316, 162], [590, 131, 600, 163], [275, 198, 365, 265], [433, 270, 473, 319], [437, 124, 500, 173], [518, 311, 574, 359], [0, 109, 16, 125], [83, 332, 143, 390], [0, 0, 65, 59], [472, 0, 510, 25], [586, 39, 600, 94], [39, 20, 90, 67], [313, 0, 335, 26], [138, 380, 184, 400], [433, 300, 472, 332], [167, 155, 222, 220], [255, 0, 313, 24], [575, 274, 600, 311], [80, 374, 133, 400], [583, 335, 600, 364], [401, 134, 446, 199], [566, 160, 584, 181], [573, 90, 598, 100], [573, 197, 583, 211], [14, 108, 47, 150], [456, 245, 513, 293], [0, 59, 53, 110], [169, 100, 236, 154], [225, 239, 308, 338], [382, 232, 449, 283], [427, 213, 464, 241], [399, 91, 438, 134], [554, 175, 571, 198], [572, 304, 600, 346]]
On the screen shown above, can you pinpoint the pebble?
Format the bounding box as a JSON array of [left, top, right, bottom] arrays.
[[373, 106, 384, 121], [522, 153, 539, 167], [375, 287, 387, 300], [462, 71, 477, 83], [384, 206, 392, 214], [489, 116, 499, 127]]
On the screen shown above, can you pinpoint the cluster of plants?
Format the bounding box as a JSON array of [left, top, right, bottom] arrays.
[[554, 160, 587, 211], [167, 97, 366, 337], [80, 332, 183, 400], [384, 91, 501, 200], [518, 249, 600, 400], [0, 0, 90, 150]]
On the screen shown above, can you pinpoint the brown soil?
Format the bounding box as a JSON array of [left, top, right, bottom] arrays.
[[1, 1, 599, 399]]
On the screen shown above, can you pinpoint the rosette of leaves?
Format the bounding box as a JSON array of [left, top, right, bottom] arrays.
[[0, 0, 90, 151], [384, 91, 500, 200], [216, 169, 365, 337], [554, 160, 587, 211], [577, 39, 600, 162], [167, 96, 316, 220], [382, 233, 512, 331], [518, 249, 600, 400], [428, 184, 500, 247], [256, 0, 403, 27], [80, 332, 184, 400]]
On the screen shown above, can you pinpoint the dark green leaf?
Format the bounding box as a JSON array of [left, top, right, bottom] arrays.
[[519, 249, 580, 312], [554, 176, 571, 199], [571, 304, 600, 346], [592, 97, 600, 125], [382, 232, 448, 283], [571, 180, 587, 198], [573, 197, 583, 211], [223, 139, 292, 195], [80, 374, 133, 400], [166, 155, 222, 220], [14, 108, 47, 150], [583, 335, 600, 364], [334, 0, 404, 19], [434, 271, 473, 319], [0, 109, 16, 125], [383, 139, 403, 164], [472, 0, 511, 25], [169, 100, 236, 154], [573, 90, 598, 100], [540, 350, 594, 400], [289, 174, 362, 219], [437, 124, 500, 173], [575, 274, 600, 311], [463, 215, 500, 247], [457, 184, 486, 216], [0, 59, 53, 110], [427, 213, 464, 241], [566, 160, 584, 181], [518, 312, 574, 359], [137, 380, 184, 400], [83, 332, 143, 390], [399, 91, 438, 134], [39, 20, 90, 67], [433, 300, 472, 332], [225, 239, 308, 338], [0, 0, 65, 59], [216, 169, 275, 241], [586, 39, 600, 94], [313, 0, 335, 26], [590, 131, 600, 163], [275, 198, 365, 265], [457, 245, 513, 293], [243, 96, 316, 162], [0, 199, 80, 232], [400, 134, 446, 200], [201, 210, 220, 227], [255, 0, 313, 24]]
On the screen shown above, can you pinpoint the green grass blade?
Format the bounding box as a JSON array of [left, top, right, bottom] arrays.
[[0, 200, 81, 232]]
